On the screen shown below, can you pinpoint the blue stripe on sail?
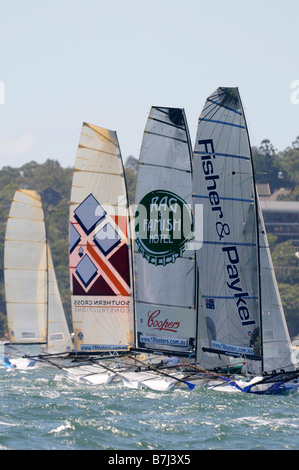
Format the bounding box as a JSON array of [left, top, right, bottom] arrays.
[[193, 194, 254, 203], [202, 240, 256, 247], [199, 118, 245, 129], [202, 295, 258, 300], [207, 98, 243, 116], [194, 150, 250, 161]]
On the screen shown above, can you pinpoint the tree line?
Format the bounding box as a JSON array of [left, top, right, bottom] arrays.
[[0, 140, 298, 340]]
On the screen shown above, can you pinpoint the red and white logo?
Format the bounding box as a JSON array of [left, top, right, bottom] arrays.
[[147, 310, 180, 333]]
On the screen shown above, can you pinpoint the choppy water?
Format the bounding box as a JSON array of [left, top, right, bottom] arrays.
[[0, 364, 298, 451]]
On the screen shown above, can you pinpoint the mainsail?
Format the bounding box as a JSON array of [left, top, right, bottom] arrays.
[[69, 122, 134, 353], [134, 107, 197, 356], [193, 88, 262, 373], [193, 87, 295, 374], [4, 189, 72, 353], [5, 190, 47, 344]]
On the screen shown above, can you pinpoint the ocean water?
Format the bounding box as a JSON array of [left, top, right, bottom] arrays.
[[0, 364, 298, 452]]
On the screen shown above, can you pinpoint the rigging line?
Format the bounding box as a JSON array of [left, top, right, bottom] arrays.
[[201, 97, 243, 125], [152, 106, 183, 118], [6, 301, 47, 305], [78, 144, 119, 158], [10, 199, 42, 209], [4, 238, 46, 244], [5, 267, 47, 273], [202, 295, 258, 300], [202, 96, 239, 122], [83, 123, 118, 146], [137, 160, 191, 173], [149, 115, 186, 132], [126, 355, 196, 391], [202, 240, 256, 247], [193, 150, 250, 161], [73, 168, 122, 177], [87, 357, 143, 385], [18, 189, 42, 203], [136, 300, 195, 309], [144, 130, 188, 144], [207, 98, 243, 116], [198, 118, 245, 129], [200, 100, 220, 121], [193, 194, 253, 203], [152, 106, 187, 121], [6, 215, 45, 223]]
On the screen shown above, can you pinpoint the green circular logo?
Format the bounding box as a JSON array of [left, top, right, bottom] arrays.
[[135, 190, 193, 265]]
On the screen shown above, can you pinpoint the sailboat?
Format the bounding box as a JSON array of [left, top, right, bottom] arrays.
[[66, 120, 192, 390], [67, 122, 140, 384], [127, 106, 215, 390], [192, 87, 298, 394], [4, 189, 73, 369], [133, 107, 196, 359]]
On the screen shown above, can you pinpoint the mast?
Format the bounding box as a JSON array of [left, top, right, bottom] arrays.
[[238, 90, 264, 372], [40, 191, 50, 347]]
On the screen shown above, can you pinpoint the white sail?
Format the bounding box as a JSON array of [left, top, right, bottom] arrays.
[[257, 203, 296, 372], [46, 245, 73, 354], [134, 107, 197, 356], [4, 190, 48, 344], [193, 87, 296, 375], [4, 189, 72, 354], [193, 88, 262, 373], [69, 122, 134, 353]]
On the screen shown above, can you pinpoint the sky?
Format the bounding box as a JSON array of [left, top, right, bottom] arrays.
[[0, 0, 299, 169]]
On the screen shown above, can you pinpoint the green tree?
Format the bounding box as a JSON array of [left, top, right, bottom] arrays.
[[0, 156, 138, 339], [272, 241, 299, 284], [278, 283, 299, 338], [278, 143, 299, 193], [252, 139, 283, 191], [124, 155, 137, 204]]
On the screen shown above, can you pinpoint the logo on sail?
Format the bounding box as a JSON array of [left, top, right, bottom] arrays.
[[70, 193, 131, 296], [134, 190, 193, 266], [147, 310, 180, 332]]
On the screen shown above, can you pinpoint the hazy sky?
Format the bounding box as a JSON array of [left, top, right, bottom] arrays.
[[0, 0, 298, 169]]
